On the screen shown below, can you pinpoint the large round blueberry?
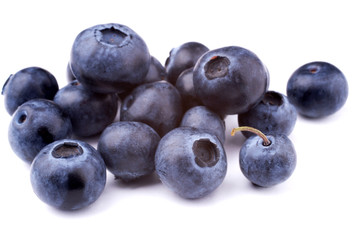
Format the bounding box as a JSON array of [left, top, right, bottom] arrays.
[[8, 99, 72, 164], [30, 139, 106, 210], [155, 127, 227, 199], [239, 134, 296, 187], [54, 80, 118, 137], [238, 91, 297, 138], [193, 46, 269, 115], [70, 23, 151, 94], [180, 106, 226, 144], [2, 66, 59, 115], [98, 121, 160, 182], [286, 61, 348, 118], [165, 42, 209, 85], [120, 81, 183, 137]]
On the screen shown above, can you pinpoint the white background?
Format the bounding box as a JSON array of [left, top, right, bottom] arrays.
[[0, 0, 359, 239]]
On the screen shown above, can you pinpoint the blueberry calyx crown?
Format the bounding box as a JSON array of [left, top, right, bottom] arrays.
[[52, 142, 84, 158], [231, 126, 271, 146], [204, 56, 230, 80], [261, 91, 283, 106], [193, 138, 220, 167], [95, 26, 129, 47]]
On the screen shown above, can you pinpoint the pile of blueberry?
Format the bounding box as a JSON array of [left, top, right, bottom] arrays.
[[2, 23, 349, 210]]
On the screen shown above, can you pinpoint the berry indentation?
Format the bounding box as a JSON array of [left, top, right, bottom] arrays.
[[99, 26, 127, 46], [204, 56, 230, 80], [193, 139, 220, 167], [52, 142, 84, 158]]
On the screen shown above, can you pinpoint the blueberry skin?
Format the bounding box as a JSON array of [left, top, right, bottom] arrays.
[[155, 127, 227, 199], [30, 139, 106, 210], [175, 67, 202, 110], [193, 46, 269, 116], [240, 134, 296, 187], [286, 61, 348, 118], [120, 81, 183, 137], [2, 66, 59, 115], [54, 80, 118, 137], [238, 91, 297, 138], [180, 106, 226, 144], [8, 99, 72, 164], [98, 121, 160, 182], [70, 23, 151, 94], [143, 56, 167, 83], [66, 62, 76, 82], [165, 42, 209, 85]]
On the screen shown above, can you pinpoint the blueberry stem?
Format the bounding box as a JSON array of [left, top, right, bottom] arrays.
[[231, 126, 271, 146]]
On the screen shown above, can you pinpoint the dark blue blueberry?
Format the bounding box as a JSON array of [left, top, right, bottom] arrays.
[[2, 66, 59, 115], [180, 106, 226, 144], [155, 127, 227, 199], [239, 134, 296, 187], [238, 91, 297, 138], [175, 67, 202, 110], [143, 56, 167, 83], [98, 121, 160, 182], [165, 42, 209, 85], [286, 61, 348, 118], [193, 46, 269, 116], [70, 23, 151, 94], [30, 139, 106, 210], [8, 99, 72, 163], [120, 81, 183, 137], [54, 80, 118, 137]]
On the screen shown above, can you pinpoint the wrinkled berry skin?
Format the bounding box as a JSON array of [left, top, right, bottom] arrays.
[[54, 80, 118, 137], [8, 99, 72, 164], [180, 106, 226, 144], [30, 139, 106, 210], [286, 61, 348, 118], [175, 67, 202, 110], [120, 81, 183, 137], [240, 134, 296, 187], [238, 91, 297, 138], [70, 23, 151, 94], [165, 42, 209, 85], [2, 67, 59, 115], [193, 46, 269, 116], [98, 121, 160, 182], [155, 127, 227, 199]]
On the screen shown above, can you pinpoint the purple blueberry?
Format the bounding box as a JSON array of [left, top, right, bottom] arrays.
[[165, 42, 209, 85], [175, 67, 202, 110], [238, 91, 297, 138], [286, 61, 348, 118], [8, 99, 72, 163], [54, 80, 118, 137], [70, 23, 151, 94], [180, 106, 226, 144], [98, 121, 160, 182], [193, 46, 269, 116], [155, 127, 227, 199], [120, 81, 183, 137], [2, 66, 59, 115], [30, 139, 106, 210]]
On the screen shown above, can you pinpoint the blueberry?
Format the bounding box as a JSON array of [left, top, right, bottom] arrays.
[[120, 81, 183, 137], [30, 139, 106, 210], [54, 80, 118, 137], [98, 121, 160, 182], [193, 46, 269, 116], [165, 42, 209, 85], [232, 127, 296, 187], [155, 127, 227, 199], [2, 66, 59, 115], [66, 62, 76, 82], [238, 91, 297, 138], [180, 106, 226, 144], [8, 99, 72, 163], [286, 61, 348, 118], [143, 56, 167, 83], [175, 67, 202, 110], [70, 23, 151, 94]]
